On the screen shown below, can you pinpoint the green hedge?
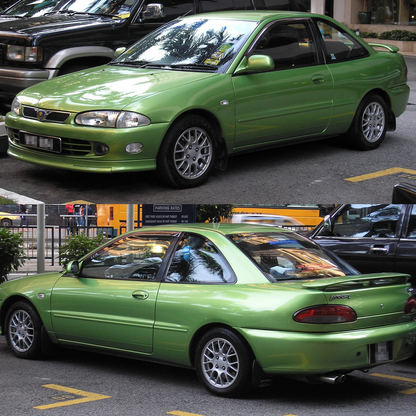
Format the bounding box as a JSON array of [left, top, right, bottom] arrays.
[[360, 30, 416, 41]]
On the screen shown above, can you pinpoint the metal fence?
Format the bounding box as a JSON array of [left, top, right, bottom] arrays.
[[2, 225, 116, 266]]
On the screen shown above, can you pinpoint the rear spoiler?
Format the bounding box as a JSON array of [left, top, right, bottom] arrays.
[[367, 43, 400, 53], [302, 273, 411, 291]]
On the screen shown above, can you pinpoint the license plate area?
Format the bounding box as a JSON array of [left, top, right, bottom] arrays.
[[369, 341, 393, 364], [19, 131, 62, 153]]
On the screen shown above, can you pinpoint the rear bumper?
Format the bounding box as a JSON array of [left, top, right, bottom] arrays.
[[241, 320, 416, 376]]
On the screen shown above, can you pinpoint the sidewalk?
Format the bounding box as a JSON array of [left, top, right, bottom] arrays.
[[8, 258, 63, 280]]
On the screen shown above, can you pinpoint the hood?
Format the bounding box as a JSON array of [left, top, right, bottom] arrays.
[[21, 65, 218, 112], [0, 13, 122, 39]]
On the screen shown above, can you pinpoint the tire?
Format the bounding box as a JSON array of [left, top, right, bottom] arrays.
[[1, 218, 12, 227], [5, 301, 43, 359], [345, 94, 388, 150], [194, 328, 253, 397], [157, 115, 218, 188]]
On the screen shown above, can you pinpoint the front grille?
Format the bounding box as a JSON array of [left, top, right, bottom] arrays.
[[9, 128, 92, 156], [22, 106, 71, 123]]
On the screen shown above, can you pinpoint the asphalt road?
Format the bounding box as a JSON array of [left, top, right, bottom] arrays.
[[1, 334, 416, 416], [1, 57, 416, 204]]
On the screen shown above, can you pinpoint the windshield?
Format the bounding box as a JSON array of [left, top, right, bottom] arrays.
[[53, 0, 136, 16], [1, 0, 60, 17], [229, 232, 355, 281], [111, 18, 258, 72]]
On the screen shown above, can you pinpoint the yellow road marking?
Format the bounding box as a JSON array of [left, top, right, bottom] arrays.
[[34, 384, 111, 410], [370, 373, 416, 394], [345, 167, 416, 183]]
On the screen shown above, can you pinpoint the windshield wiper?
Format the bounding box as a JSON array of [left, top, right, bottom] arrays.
[[54, 10, 118, 19], [110, 61, 151, 68], [170, 63, 217, 71]]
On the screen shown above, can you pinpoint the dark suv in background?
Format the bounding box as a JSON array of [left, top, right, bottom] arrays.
[[310, 204, 416, 287]]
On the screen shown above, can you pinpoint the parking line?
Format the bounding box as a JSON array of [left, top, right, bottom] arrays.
[[345, 167, 416, 183], [370, 373, 416, 394], [34, 384, 111, 409]]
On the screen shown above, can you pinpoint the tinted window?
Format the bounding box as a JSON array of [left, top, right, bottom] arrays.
[[229, 232, 352, 280], [81, 234, 174, 280], [316, 19, 369, 62], [406, 206, 416, 238], [166, 233, 235, 283], [328, 204, 403, 238], [252, 21, 317, 69]]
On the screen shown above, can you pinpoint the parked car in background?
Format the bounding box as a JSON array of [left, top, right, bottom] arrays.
[[310, 204, 416, 287], [0, 211, 20, 227], [6, 11, 409, 187], [1, 223, 415, 397], [231, 213, 305, 228], [0, 0, 60, 23]]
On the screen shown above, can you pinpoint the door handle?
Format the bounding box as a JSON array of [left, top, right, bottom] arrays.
[[312, 74, 326, 84], [132, 290, 149, 300], [369, 245, 389, 255]]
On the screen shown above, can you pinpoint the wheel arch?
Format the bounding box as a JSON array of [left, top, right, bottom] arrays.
[[0, 295, 38, 332], [188, 323, 255, 368], [167, 109, 229, 168], [362, 88, 395, 130]]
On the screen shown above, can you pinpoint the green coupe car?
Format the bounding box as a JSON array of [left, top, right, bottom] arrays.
[[1, 224, 415, 397], [5, 11, 410, 188]]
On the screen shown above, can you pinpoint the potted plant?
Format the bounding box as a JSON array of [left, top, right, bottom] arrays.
[[358, 0, 372, 24]]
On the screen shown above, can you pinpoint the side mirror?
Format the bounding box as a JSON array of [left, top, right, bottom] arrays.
[[114, 47, 126, 57], [322, 215, 333, 234], [234, 55, 275, 75], [66, 260, 81, 276], [143, 3, 164, 19]]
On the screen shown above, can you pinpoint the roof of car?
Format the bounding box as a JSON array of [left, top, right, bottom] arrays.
[[136, 222, 296, 236]]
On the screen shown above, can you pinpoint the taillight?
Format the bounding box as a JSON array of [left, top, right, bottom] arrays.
[[405, 296, 416, 314], [293, 305, 357, 324]]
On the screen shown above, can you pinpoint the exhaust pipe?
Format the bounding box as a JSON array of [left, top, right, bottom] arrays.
[[320, 374, 346, 385]]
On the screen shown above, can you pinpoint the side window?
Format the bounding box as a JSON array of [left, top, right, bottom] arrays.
[[166, 234, 235, 283], [406, 206, 416, 238], [252, 22, 317, 70], [316, 19, 369, 62], [81, 234, 174, 280], [328, 204, 403, 238]]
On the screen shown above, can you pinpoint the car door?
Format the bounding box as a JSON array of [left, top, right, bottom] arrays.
[[50, 232, 177, 354], [395, 204, 416, 284], [312, 204, 405, 275], [232, 19, 334, 148]]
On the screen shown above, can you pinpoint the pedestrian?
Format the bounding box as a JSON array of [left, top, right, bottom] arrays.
[[68, 216, 78, 235], [19, 204, 28, 227], [79, 205, 85, 227]]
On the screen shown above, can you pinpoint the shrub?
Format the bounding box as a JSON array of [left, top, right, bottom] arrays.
[[360, 32, 378, 39], [59, 233, 105, 268], [378, 30, 416, 41], [0, 228, 27, 283]]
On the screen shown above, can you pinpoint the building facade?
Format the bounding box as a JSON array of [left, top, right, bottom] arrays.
[[311, 0, 416, 34]]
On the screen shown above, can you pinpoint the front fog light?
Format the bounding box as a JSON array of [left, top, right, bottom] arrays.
[[93, 143, 109, 156], [125, 143, 143, 154]]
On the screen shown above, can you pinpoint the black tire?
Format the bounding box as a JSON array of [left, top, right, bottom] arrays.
[[5, 301, 43, 359], [194, 328, 253, 397], [1, 218, 12, 227], [345, 94, 388, 150], [157, 115, 218, 188]]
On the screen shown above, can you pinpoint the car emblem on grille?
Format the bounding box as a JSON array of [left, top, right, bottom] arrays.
[[37, 109, 47, 121]]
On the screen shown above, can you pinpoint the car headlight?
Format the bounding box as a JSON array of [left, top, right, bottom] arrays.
[[75, 111, 151, 128], [7, 45, 42, 62], [11, 97, 21, 116]]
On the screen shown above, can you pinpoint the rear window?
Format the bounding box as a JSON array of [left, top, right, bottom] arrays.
[[228, 232, 355, 281]]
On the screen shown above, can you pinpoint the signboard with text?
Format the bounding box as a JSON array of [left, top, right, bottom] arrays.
[[141, 204, 195, 226]]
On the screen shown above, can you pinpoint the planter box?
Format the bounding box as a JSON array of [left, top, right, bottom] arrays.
[[363, 38, 416, 54]]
